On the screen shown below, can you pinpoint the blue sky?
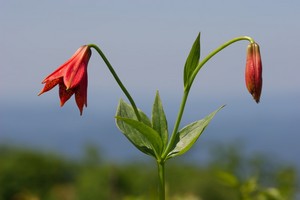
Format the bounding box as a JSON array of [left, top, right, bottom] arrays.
[[1, 1, 300, 166]]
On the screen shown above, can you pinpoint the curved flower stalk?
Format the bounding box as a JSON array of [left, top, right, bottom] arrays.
[[39, 33, 263, 200], [38, 45, 141, 119], [162, 34, 263, 161]]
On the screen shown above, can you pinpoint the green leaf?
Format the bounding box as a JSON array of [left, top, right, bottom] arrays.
[[116, 98, 151, 125], [167, 105, 224, 159], [116, 117, 163, 158], [152, 91, 168, 148], [183, 33, 200, 87], [115, 99, 159, 157]]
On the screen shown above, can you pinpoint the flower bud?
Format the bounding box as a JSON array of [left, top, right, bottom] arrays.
[[245, 42, 262, 103]]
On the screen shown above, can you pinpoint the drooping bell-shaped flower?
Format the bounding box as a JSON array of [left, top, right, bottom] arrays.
[[245, 42, 262, 103], [38, 45, 92, 115]]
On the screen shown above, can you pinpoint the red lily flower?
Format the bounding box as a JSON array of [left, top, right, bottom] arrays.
[[38, 45, 92, 115], [245, 42, 262, 103]]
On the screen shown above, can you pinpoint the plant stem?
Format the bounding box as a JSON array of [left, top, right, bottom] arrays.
[[88, 44, 141, 121], [188, 36, 254, 89], [157, 160, 165, 200], [162, 90, 189, 159], [162, 36, 254, 160]]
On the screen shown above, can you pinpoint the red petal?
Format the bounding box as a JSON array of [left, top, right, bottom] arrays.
[[64, 59, 85, 89], [41, 65, 66, 84], [59, 83, 75, 106], [64, 46, 91, 89], [38, 78, 61, 96], [74, 74, 88, 115]]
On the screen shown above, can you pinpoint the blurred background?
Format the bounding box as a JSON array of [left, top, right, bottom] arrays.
[[1, 0, 299, 199]]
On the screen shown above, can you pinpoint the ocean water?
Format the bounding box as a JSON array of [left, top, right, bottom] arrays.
[[1, 94, 299, 170]]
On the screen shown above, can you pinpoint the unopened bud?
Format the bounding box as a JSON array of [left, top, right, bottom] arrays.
[[245, 42, 262, 103]]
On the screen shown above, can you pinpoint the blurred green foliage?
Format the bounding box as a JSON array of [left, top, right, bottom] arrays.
[[0, 144, 298, 200]]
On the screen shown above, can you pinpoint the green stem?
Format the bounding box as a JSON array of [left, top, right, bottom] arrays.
[[162, 36, 254, 160], [187, 36, 254, 90], [162, 90, 189, 159], [157, 160, 165, 200], [88, 44, 141, 121]]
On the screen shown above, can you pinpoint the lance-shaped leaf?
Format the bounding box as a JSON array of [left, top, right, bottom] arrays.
[[116, 117, 163, 158], [167, 105, 224, 159], [183, 33, 200, 87], [115, 99, 158, 157], [152, 91, 168, 148]]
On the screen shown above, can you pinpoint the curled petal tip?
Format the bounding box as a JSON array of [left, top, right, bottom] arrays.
[[38, 88, 47, 96]]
